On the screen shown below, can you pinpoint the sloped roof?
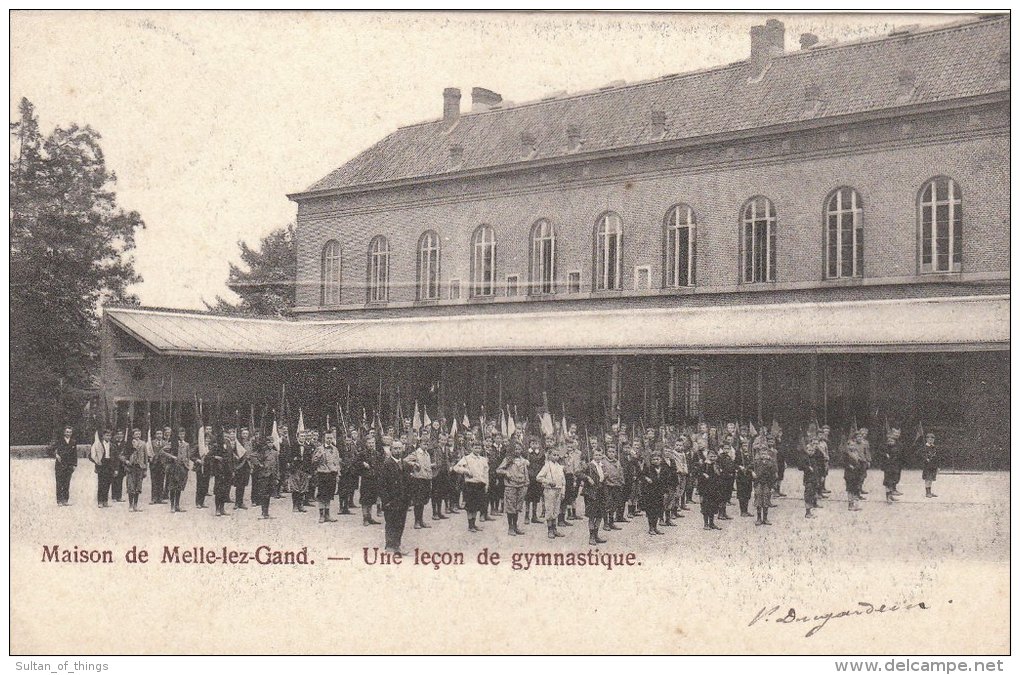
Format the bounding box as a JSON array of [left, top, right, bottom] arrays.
[[105, 295, 1009, 360], [296, 16, 1009, 197]]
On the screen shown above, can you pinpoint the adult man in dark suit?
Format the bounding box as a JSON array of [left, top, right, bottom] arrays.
[[91, 428, 115, 508], [51, 426, 78, 506], [211, 427, 236, 516], [191, 425, 213, 509], [379, 439, 414, 555], [109, 429, 126, 503]]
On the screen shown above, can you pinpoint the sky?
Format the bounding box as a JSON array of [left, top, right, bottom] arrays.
[[10, 11, 965, 309]]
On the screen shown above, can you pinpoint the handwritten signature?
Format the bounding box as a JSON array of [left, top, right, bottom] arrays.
[[749, 601, 931, 638]]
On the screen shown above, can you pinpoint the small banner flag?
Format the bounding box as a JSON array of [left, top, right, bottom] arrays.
[[89, 431, 104, 464]]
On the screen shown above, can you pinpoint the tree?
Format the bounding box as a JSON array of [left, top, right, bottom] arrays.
[[205, 223, 296, 318], [10, 98, 144, 443]]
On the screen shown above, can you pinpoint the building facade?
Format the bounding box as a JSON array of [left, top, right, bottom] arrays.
[[101, 17, 1010, 467]]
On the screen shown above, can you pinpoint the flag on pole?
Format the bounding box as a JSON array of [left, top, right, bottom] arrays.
[[561, 412, 568, 436], [749, 421, 757, 437], [297, 409, 305, 435], [145, 427, 154, 460], [451, 417, 458, 437], [500, 410, 508, 438], [771, 418, 781, 439], [507, 407, 516, 437], [423, 405, 432, 428], [197, 423, 208, 458], [462, 410, 470, 429], [541, 411, 555, 437], [236, 435, 248, 459], [413, 401, 422, 431], [89, 430, 104, 464], [271, 420, 282, 452], [914, 420, 925, 446]]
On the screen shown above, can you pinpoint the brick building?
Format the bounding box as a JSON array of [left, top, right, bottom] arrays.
[[101, 16, 1010, 467]]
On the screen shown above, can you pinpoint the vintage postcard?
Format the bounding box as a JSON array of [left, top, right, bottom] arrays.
[[8, 10, 1010, 656]]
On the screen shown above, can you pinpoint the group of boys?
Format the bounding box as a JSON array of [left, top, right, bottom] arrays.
[[54, 413, 941, 555]]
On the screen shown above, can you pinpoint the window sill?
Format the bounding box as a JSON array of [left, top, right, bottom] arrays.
[[468, 295, 498, 303], [919, 269, 964, 279]]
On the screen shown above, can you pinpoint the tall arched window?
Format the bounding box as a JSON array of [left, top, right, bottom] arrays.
[[416, 230, 441, 301], [366, 235, 390, 303], [529, 219, 556, 295], [594, 212, 623, 291], [919, 177, 962, 273], [824, 187, 863, 279], [740, 197, 777, 283], [470, 225, 496, 297], [320, 240, 341, 306], [663, 204, 696, 287]]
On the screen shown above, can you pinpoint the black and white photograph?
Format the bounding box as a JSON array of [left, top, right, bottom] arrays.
[[8, 10, 1010, 658]]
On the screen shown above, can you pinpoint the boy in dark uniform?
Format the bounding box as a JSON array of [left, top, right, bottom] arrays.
[[287, 430, 312, 513], [699, 450, 723, 530], [233, 428, 253, 509], [579, 447, 608, 545], [313, 429, 341, 523], [735, 447, 754, 517], [191, 425, 212, 509], [250, 433, 279, 519], [429, 434, 451, 521], [166, 427, 191, 513], [802, 439, 819, 518], [125, 428, 149, 512], [639, 451, 671, 536], [356, 433, 382, 525], [921, 432, 939, 498], [844, 432, 864, 512], [881, 429, 902, 502], [524, 438, 544, 524]]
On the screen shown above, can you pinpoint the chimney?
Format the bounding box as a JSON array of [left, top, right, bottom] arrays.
[[748, 19, 785, 80], [443, 88, 461, 128], [566, 124, 582, 151], [650, 109, 666, 139], [448, 144, 463, 167], [470, 87, 503, 113], [520, 132, 536, 158], [802, 84, 823, 116], [799, 33, 818, 49]]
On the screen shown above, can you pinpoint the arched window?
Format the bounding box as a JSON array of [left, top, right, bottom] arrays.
[[416, 230, 441, 301], [919, 177, 962, 273], [594, 212, 623, 291], [529, 219, 556, 295], [740, 197, 776, 283], [320, 240, 341, 305], [663, 204, 696, 287], [366, 235, 390, 303], [470, 225, 497, 297], [824, 188, 863, 279]]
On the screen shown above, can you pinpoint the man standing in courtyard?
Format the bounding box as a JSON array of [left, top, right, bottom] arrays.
[[51, 425, 77, 506]]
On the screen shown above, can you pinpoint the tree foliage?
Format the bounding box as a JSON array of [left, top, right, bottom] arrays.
[[205, 222, 296, 318], [10, 98, 144, 442]]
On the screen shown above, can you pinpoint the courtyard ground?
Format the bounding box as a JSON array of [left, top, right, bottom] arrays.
[[9, 459, 1009, 655]]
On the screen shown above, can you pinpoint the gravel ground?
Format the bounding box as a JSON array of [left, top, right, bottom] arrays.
[[10, 459, 1009, 655]]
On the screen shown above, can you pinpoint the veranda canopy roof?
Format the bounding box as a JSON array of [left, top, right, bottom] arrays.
[[105, 295, 1009, 361]]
